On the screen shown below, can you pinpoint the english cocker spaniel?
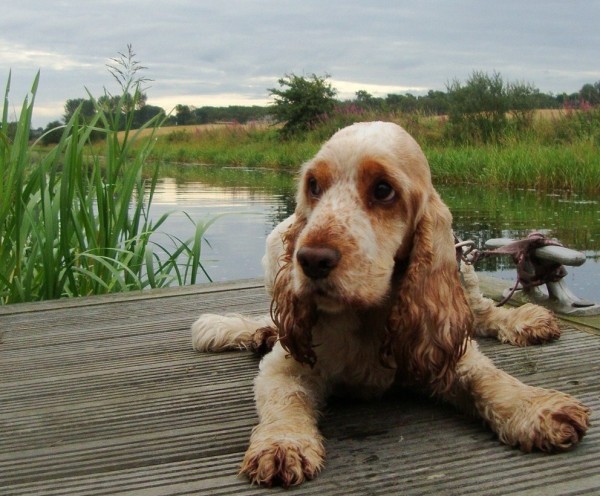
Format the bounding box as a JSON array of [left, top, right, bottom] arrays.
[[191, 121, 590, 487]]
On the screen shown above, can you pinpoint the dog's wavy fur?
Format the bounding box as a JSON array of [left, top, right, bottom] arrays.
[[192, 122, 590, 487]]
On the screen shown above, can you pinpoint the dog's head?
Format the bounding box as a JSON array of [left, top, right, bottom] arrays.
[[273, 122, 472, 389], [291, 121, 432, 309]]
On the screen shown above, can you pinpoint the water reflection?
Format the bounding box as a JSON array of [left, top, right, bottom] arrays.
[[148, 177, 294, 282], [147, 170, 600, 301]]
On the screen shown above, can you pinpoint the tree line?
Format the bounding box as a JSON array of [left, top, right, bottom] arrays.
[[35, 70, 600, 144], [267, 72, 600, 142]]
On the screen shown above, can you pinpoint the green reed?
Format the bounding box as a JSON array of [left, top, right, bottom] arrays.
[[0, 73, 212, 304], [425, 139, 600, 192]]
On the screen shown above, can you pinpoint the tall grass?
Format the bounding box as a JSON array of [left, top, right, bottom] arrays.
[[425, 139, 600, 192], [0, 71, 213, 305]]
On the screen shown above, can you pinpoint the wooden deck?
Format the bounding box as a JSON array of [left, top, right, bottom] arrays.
[[1, 279, 599, 495]]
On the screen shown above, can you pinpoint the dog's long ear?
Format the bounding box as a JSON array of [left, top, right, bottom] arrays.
[[388, 191, 473, 393], [271, 213, 318, 367]]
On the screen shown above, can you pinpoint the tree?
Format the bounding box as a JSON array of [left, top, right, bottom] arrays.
[[579, 82, 600, 106], [63, 98, 96, 124], [419, 90, 449, 115], [41, 120, 63, 145], [268, 73, 337, 136], [175, 104, 195, 125], [507, 80, 540, 131], [386, 93, 418, 113], [132, 105, 165, 129], [446, 71, 509, 143]]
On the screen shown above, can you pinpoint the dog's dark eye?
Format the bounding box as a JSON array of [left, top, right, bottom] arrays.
[[372, 181, 396, 203], [308, 177, 322, 199]]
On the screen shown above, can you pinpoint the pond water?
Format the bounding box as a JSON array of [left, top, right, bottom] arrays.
[[147, 165, 600, 302]]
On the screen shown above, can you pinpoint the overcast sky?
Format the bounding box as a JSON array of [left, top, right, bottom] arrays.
[[2, 0, 600, 128]]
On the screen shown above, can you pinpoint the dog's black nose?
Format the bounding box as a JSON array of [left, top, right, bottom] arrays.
[[296, 246, 341, 279]]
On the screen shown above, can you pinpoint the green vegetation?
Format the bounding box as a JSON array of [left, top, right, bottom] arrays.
[[118, 72, 596, 133], [268, 73, 337, 137], [149, 122, 320, 168], [3, 66, 599, 305], [0, 53, 213, 305], [143, 107, 600, 193], [427, 140, 600, 192], [173, 104, 270, 126], [30, 70, 599, 194], [141, 71, 600, 193]]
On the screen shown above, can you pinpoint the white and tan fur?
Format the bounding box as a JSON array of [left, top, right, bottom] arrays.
[[191, 122, 589, 487]]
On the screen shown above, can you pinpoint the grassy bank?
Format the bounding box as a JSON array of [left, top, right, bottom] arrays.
[[142, 110, 600, 193], [149, 122, 319, 168]]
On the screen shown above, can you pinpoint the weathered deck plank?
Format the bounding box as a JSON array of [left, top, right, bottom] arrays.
[[1, 281, 599, 495]]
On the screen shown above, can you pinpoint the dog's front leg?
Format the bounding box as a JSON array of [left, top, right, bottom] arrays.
[[443, 340, 590, 452], [240, 344, 326, 487], [191, 314, 276, 352]]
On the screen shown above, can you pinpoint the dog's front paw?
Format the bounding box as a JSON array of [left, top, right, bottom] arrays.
[[504, 389, 590, 452], [250, 326, 278, 355], [498, 303, 561, 346], [240, 437, 325, 487]]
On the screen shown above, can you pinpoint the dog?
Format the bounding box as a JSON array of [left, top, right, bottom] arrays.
[[191, 121, 590, 487]]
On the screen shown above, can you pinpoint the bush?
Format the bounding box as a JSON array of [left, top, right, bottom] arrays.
[[446, 71, 509, 143], [268, 73, 337, 137]]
